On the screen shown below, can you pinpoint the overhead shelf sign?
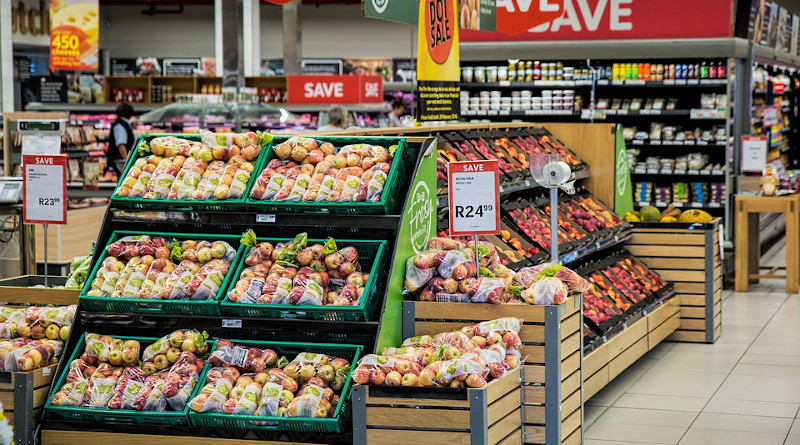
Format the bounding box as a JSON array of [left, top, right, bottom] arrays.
[[286, 75, 383, 104]]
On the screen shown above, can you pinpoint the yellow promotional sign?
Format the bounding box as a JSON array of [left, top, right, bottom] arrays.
[[49, 0, 99, 71], [417, 0, 461, 121]]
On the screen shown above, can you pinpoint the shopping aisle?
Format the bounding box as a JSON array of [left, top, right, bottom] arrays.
[[584, 245, 800, 445]]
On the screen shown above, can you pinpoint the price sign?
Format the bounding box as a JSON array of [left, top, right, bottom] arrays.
[[23, 155, 67, 225], [763, 106, 780, 127], [741, 135, 768, 173], [448, 160, 500, 235]]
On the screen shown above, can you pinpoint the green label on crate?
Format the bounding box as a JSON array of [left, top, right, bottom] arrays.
[[377, 138, 437, 352]]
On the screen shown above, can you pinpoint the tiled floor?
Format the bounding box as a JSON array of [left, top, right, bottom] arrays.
[[584, 244, 800, 444]]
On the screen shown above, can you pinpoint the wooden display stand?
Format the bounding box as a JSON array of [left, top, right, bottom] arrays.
[[0, 276, 79, 305], [583, 298, 680, 400], [735, 194, 799, 293], [1, 364, 57, 445], [626, 220, 722, 343], [351, 367, 521, 445], [401, 299, 581, 445]]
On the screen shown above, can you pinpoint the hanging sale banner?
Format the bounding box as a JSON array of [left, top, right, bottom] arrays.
[[417, 0, 461, 122], [363, 0, 495, 31], [49, 0, 99, 71]]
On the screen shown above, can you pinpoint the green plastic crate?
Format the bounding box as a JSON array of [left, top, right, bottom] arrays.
[[79, 231, 245, 316], [44, 334, 214, 426], [219, 237, 387, 321], [188, 339, 362, 434], [244, 136, 410, 215], [110, 133, 272, 211]]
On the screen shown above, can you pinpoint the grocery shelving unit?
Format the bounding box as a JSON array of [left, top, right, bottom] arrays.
[[38, 135, 437, 444]]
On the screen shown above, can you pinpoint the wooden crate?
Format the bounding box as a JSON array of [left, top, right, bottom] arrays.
[[583, 297, 679, 401], [402, 298, 581, 445], [627, 219, 721, 343], [352, 367, 522, 445], [0, 276, 79, 306], [41, 430, 330, 444], [1, 364, 57, 445]]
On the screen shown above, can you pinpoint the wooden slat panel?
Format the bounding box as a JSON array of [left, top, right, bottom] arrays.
[[560, 312, 580, 340], [486, 368, 522, 404], [523, 385, 544, 405], [412, 301, 545, 322], [32, 386, 49, 410], [584, 365, 608, 400], [674, 282, 707, 294], [33, 365, 56, 388], [627, 245, 706, 258], [414, 322, 475, 337], [365, 388, 469, 408], [367, 429, 470, 445], [519, 325, 545, 343], [563, 427, 581, 445], [668, 330, 707, 342], [523, 425, 545, 444], [561, 369, 580, 397], [609, 337, 648, 380], [647, 299, 680, 330], [561, 408, 581, 441], [659, 270, 706, 282], [366, 406, 469, 429], [561, 332, 580, 358], [680, 319, 708, 330], [521, 345, 544, 364], [679, 294, 707, 307], [522, 365, 544, 384], [496, 428, 522, 445], [606, 317, 647, 357], [637, 257, 706, 270], [488, 389, 521, 426], [629, 233, 705, 245], [562, 388, 581, 417], [648, 313, 681, 350], [524, 404, 545, 424], [488, 408, 522, 445], [560, 351, 580, 381], [583, 343, 608, 377]]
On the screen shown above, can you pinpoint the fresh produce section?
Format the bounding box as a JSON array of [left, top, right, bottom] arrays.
[[0, 305, 75, 371]]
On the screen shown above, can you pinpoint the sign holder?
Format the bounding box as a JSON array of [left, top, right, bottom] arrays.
[[22, 154, 68, 286]]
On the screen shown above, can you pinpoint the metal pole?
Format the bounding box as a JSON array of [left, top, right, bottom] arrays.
[[473, 234, 480, 276], [550, 188, 559, 262], [282, 1, 302, 75], [43, 223, 48, 286]]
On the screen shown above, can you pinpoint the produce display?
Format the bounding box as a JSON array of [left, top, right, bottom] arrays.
[[250, 137, 396, 203], [404, 237, 588, 305], [65, 256, 92, 289], [50, 331, 208, 411], [0, 305, 75, 371], [189, 342, 351, 419], [507, 203, 571, 247], [227, 232, 369, 306], [623, 205, 713, 223], [352, 317, 522, 388], [86, 235, 237, 301], [114, 131, 271, 200]]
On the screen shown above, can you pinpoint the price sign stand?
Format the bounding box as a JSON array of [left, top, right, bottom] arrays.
[[22, 155, 68, 286], [447, 160, 501, 265]]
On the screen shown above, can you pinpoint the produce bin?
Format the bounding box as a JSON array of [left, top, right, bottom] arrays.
[[44, 334, 214, 426], [110, 133, 272, 211], [220, 237, 387, 321], [402, 298, 582, 445], [0, 276, 79, 305], [351, 367, 522, 445], [188, 339, 362, 433], [245, 136, 410, 215], [79, 231, 245, 316], [627, 219, 721, 343], [1, 364, 57, 445]]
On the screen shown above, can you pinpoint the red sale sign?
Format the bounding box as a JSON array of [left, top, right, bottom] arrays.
[[448, 160, 500, 236], [462, 0, 733, 41], [22, 155, 67, 225], [286, 75, 383, 104]]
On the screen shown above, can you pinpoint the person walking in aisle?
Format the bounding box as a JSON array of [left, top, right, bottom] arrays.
[[317, 104, 349, 131], [388, 98, 405, 127], [108, 103, 136, 175]]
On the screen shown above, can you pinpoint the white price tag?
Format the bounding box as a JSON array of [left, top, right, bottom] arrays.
[[256, 214, 276, 223], [448, 160, 500, 235], [222, 319, 242, 328], [23, 155, 67, 225]]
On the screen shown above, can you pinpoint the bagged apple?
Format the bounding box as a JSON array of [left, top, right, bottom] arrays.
[[143, 330, 208, 361], [230, 382, 262, 415], [427, 237, 465, 251], [470, 278, 510, 304], [403, 250, 444, 293], [253, 382, 282, 420], [50, 372, 90, 407], [286, 384, 325, 418], [85, 373, 118, 408], [108, 366, 147, 409], [163, 352, 201, 410], [189, 378, 232, 413]]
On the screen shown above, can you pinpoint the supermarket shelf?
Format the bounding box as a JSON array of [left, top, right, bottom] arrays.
[[283, 103, 391, 113], [560, 228, 632, 266], [461, 80, 593, 88], [592, 109, 726, 119], [631, 167, 725, 176], [628, 139, 726, 147], [384, 81, 414, 92], [635, 201, 723, 209], [462, 109, 579, 118], [596, 78, 727, 87], [25, 102, 161, 113]]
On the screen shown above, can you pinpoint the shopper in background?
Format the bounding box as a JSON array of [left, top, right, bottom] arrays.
[[388, 98, 405, 127], [108, 103, 135, 174], [317, 104, 349, 131]]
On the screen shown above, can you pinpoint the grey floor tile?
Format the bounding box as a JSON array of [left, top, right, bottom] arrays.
[[690, 412, 793, 434], [730, 363, 800, 378], [584, 440, 663, 445], [585, 421, 687, 444], [584, 403, 607, 428], [791, 418, 800, 435], [740, 352, 800, 367], [703, 396, 799, 418], [678, 428, 786, 445], [595, 407, 697, 428], [785, 435, 800, 445], [613, 393, 708, 412]]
